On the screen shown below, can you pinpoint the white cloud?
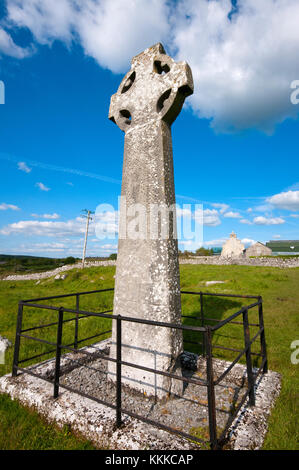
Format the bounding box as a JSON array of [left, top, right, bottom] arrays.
[[4, 0, 299, 132], [36, 182, 50, 191], [211, 203, 229, 214], [241, 238, 256, 246], [240, 219, 252, 225], [273, 234, 281, 239], [0, 202, 20, 211], [0, 212, 119, 239], [0, 216, 88, 237], [253, 216, 285, 226], [195, 208, 221, 226], [203, 238, 227, 247], [0, 26, 32, 58], [267, 191, 299, 211], [290, 214, 299, 218], [223, 211, 241, 219], [173, 0, 299, 133], [6, 0, 170, 73], [17, 161, 31, 173], [31, 213, 60, 219]]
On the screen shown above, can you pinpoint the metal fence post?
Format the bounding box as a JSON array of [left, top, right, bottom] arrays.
[[116, 315, 122, 427], [200, 292, 206, 356], [242, 308, 255, 406], [54, 307, 64, 399], [12, 302, 23, 377], [206, 326, 217, 449], [258, 298, 268, 374], [74, 294, 79, 350]]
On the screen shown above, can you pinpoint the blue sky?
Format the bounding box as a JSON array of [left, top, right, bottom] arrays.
[[0, 0, 299, 258]]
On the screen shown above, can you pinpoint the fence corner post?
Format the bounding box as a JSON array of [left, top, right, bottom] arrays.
[[242, 308, 255, 407], [258, 298, 268, 374], [54, 307, 64, 399], [206, 326, 217, 449], [12, 302, 23, 377], [116, 314, 122, 428]]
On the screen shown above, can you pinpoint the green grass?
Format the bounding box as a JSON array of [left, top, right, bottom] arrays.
[[0, 264, 298, 449]]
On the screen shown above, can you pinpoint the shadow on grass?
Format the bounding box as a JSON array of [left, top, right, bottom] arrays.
[[181, 294, 243, 356]]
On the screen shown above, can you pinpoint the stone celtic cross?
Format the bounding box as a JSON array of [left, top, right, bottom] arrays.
[[108, 43, 193, 397]]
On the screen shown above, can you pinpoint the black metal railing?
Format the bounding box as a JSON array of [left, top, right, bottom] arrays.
[[12, 288, 268, 450]]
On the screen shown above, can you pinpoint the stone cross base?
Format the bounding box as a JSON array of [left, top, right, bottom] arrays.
[[108, 238, 183, 398]]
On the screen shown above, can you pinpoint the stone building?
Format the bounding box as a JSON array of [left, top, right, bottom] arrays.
[[245, 242, 272, 258], [221, 231, 245, 258]]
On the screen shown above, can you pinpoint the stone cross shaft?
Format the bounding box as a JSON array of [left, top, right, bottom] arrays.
[[108, 43, 193, 397]]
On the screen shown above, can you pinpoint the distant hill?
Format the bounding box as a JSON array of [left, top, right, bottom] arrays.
[[0, 254, 80, 276]]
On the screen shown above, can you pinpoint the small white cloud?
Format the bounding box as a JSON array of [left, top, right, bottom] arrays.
[[31, 213, 60, 219], [195, 208, 221, 226], [203, 238, 227, 247], [0, 202, 20, 211], [273, 234, 281, 239], [240, 219, 253, 225], [211, 203, 229, 214], [267, 191, 299, 211], [0, 27, 33, 58], [223, 211, 241, 219], [253, 216, 285, 226], [241, 238, 256, 246], [36, 182, 50, 191], [17, 161, 31, 173], [290, 214, 299, 218]]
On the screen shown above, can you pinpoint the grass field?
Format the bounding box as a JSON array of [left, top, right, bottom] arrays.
[[0, 264, 298, 450]]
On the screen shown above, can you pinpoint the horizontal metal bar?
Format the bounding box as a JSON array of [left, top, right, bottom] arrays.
[[18, 341, 77, 364], [21, 288, 114, 303], [184, 339, 203, 346], [121, 359, 207, 386], [20, 334, 57, 347], [181, 291, 260, 300], [213, 328, 263, 385], [202, 317, 260, 327], [16, 366, 55, 385], [21, 288, 259, 305], [118, 406, 207, 445], [22, 303, 206, 332], [20, 312, 99, 333], [55, 382, 208, 446], [211, 301, 260, 332], [18, 364, 208, 446], [75, 330, 112, 345], [18, 348, 57, 364], [211, 343, 262, 357], [56, 342, 117, 364]]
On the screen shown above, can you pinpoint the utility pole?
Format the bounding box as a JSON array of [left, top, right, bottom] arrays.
[[81, 209, 94, 268]]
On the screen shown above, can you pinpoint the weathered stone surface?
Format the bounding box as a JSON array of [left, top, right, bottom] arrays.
[[0, 342, 281, 450], [245, 242, 272, 258], [221, 231, 245, 258], [108, 43, 193, 397]]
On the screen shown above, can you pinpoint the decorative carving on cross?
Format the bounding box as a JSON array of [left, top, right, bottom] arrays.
[[109, 43, 194, 132]]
